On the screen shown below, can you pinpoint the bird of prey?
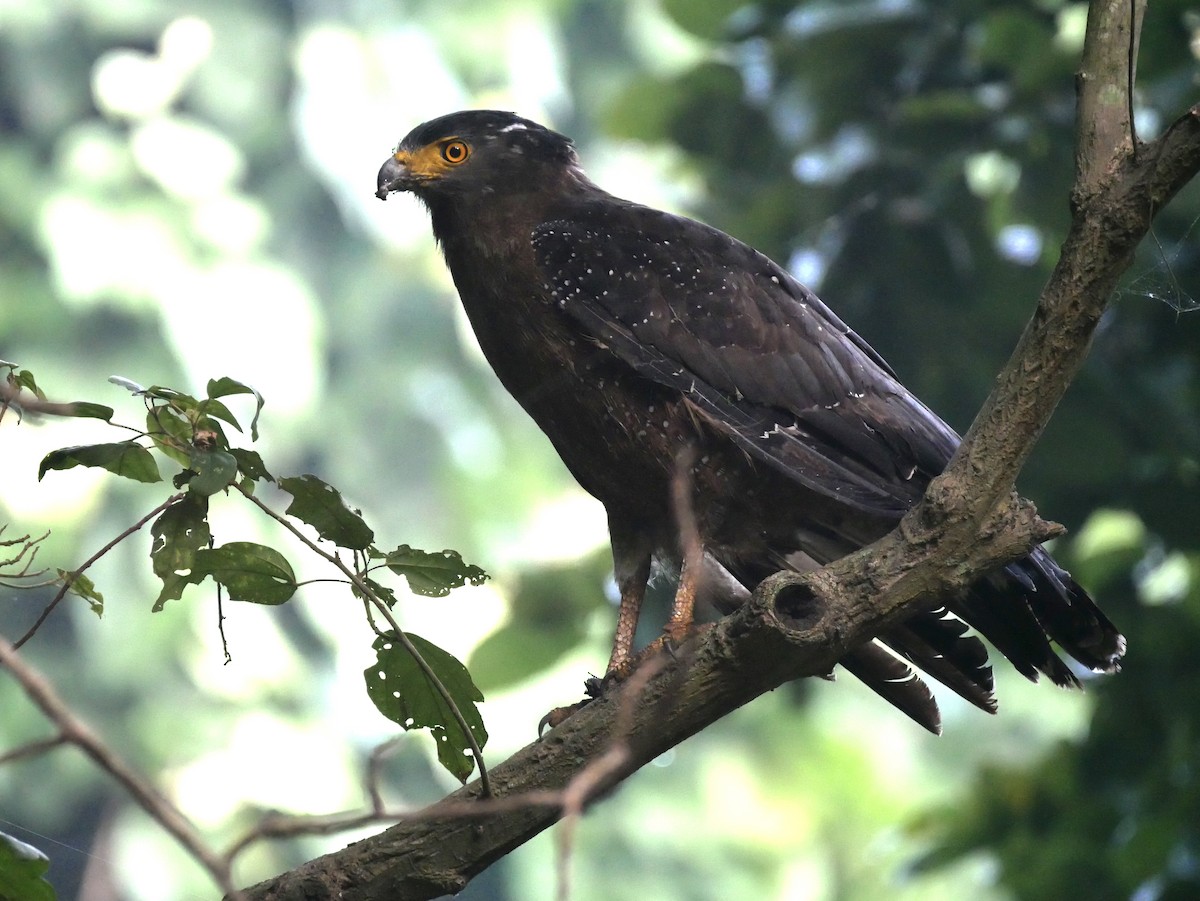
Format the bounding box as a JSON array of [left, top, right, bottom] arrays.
[[376, 110, 1125, 733]]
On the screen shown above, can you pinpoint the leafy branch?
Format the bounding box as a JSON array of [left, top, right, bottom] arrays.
[[237, 485, 492, 794], [1, 366, 497, 898], [7, 368, 490, 782]]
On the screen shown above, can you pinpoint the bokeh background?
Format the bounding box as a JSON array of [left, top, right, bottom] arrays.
[[2, 1, 1200, 899]]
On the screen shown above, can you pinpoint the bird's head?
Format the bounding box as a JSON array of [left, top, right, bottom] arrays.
[[376, 110, 580, 203]]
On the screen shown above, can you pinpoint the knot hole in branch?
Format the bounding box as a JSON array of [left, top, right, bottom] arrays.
[[773, 580, 825, 632]]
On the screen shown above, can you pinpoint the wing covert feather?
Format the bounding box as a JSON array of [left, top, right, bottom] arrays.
[[532, 207, 959, 514]]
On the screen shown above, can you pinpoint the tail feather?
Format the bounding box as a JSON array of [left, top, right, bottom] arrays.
[[834, 541, 1125, 726], [881, 609, 996, 714], [728, 540, 1124, 731], [950, 547, 1125, 689], [1021, 547, 1126, 672], [953, 576, 1081, 688], [840, 641, 942, 735]]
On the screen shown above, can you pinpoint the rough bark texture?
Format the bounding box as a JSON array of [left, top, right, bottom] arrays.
[[239, 3, 1200, 898]]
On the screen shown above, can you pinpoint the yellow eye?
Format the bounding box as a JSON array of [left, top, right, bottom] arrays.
[[440, 140, 470, 164]]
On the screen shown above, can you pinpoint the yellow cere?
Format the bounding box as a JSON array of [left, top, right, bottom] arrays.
[[396, 138, 471, 177]]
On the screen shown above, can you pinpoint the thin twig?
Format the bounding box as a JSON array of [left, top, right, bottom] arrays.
[[236, 485, 493, 797], [671, 445, 705, 602], [0, 529, 52, 587], [224, 808, 409, 862], [13, 493, 187, 649], [366, 735, 406, 811], [0, 633, 238, 897], [223, 736, 409, 862], [554, 654, 663, 901], [0, 733, 69, 765], [217, 584, 231, 664], [0, 528, 49, 571]]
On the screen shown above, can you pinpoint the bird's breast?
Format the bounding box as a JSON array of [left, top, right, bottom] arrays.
[[441, 240, 695, 509]]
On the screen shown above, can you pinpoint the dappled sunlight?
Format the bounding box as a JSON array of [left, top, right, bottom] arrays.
[[39, 191, 192, 310], [130, 116, 245, 201], [158, 260, 323, 416], [293, 23, 466, 250], [168, 712, 361, 826], [0, 417, 108, 520], [493, 488, 609, 566], [92, 16, 213, 121]]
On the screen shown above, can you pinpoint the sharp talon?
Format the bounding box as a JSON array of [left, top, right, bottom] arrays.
[[538, 699, 592, 736]]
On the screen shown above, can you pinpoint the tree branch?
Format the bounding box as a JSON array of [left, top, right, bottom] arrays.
[[13, 493, 186, 649], [239, 2, 1200, 897], [0, 634, 238, 896]]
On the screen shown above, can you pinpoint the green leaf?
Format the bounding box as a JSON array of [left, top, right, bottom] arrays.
[[145, 407, 192, 466], [150, 494, 211, 610], [60, 402, 114, 421], [363, 631, 487, 783], [196, 397, 242, 433], [0, 830, 55, 901], [142, 386, 201, 409], [383, 546, 488, 598], [352, 576, 399, 609], [207, 377, 264, 441], [186, 448, 238, 496], [9, 368, 46, 400], [193, 542, 296, 605], [56, 570, 104, 616], [278, 475, 374, 550], [229, 448, 273, 483], [38, 442, 161, 484]]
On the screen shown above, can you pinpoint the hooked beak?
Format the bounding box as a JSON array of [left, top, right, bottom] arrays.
[[375, 154, 410, 200]]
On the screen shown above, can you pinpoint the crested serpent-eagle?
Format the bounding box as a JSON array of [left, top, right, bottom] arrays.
[[376, 110, 1125, 733]]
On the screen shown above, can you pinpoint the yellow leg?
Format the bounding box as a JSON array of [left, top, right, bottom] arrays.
[[606, 556, 650, 676], [606, 553, 706, 682], [663, 552, 700, 644]]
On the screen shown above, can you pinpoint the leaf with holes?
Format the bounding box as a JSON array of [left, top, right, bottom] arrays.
[[279, 474, 374, 550], [229, 448, 273, 484], [363, 631, 487, 783], [382, 546, 488, 597], [193, 542, 296, 605], [150, 494, 211, 610]]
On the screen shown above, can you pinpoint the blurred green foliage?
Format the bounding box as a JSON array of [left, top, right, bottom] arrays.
[[1, 0, 1199, 899]]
